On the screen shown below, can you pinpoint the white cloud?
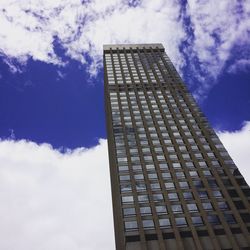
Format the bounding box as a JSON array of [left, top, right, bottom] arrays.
[[0, 0, 186, 75], [0, 139, 115, 250], [227, 59, 250, 74], [217, 121, 250, 185], [186, 0, 250, 97], [0, 123, 250, 249], [0, 0, 249, 95]]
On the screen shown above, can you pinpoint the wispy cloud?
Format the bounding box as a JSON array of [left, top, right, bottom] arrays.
[[0, 138, 114, 250], [182, 0, 250, 98], [227, 59, 250, 74], [0, 0, 249, 96]]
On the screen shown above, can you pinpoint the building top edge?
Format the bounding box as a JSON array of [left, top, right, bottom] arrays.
[[103, 43, 164, 51]]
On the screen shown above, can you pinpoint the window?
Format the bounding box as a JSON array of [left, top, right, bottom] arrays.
[[212, 190, 223, 197], [179, 181, 189, 189], [143, 219, 154, 229], [172, 204, 183, 213], [153, 194, 164, 202], [134, 174, 144, 180], [189, 171, 198, 177], [176, 172, 185, 178], [136, 182, 146, 191], [140, 206, 151, 215], [123, 207, 136, 216], [173, 163, 181, 169], [159, 163, 168, 169], [156, 205, 167, 214], [159, 218, 171, 228], [175, 217, 187, 227], [151, 182, 161, 190], [168, 192, 179, 201], [120, 175, 130, 181], [148, 173, 157, 179], [122, 195, 134, 203], [218, 201, 228, 210], [183, 192, 193, 200], [198, 191, 208, 199], [192, 216, 203, 225], [165, 182, 175, 190], [187, 203, 198, 212], [224, 214, 236, 224], [202, 202, 213, 211], [125, 220, 138, 230], [207, 215, 220, 225], [138, 195, 149, 203]]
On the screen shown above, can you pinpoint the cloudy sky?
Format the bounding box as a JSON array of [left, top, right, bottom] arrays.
[[0, 0, 249, 249]]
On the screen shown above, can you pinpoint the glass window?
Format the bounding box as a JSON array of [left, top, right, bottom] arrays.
[[189, 171, 198, 177], [162, 172, 171, 179], [134, 174, 144, 180], [153, 194, 164, 202], [120, 183, 132, 193], [218, 201, 228, 210], [123, 207, 136, 216], [148, 173, 158, 179], [146, 164, 155, 170], [159, 163, 168, 169], [187, 203, 198, 212], [143, 219, 154, 229], [168, 192, 179, 200], [186, 162, 194, 168], [122, 195, 134, 203], [224, 214, 236, 224], [203, 170, 212, 176], [183, 192, 193, 200], [135, 182, 146, 191], [202, 202, 213, 211], [125, 220, 138, 230], [120, 175, 130, 181], [207, 215, 220, 225], [179, 181, 189, 189], [156, 205, 167, 214], [165, 182, 175, 189], [192, 216, 203, 225], [138, 195, 149, 203], [176, 172, 185, 178], [175, 217, 187, 227], [119, 165, 129, 172], [193, 180, 204, 188], [172, 204, 183, 213], [198, 191, 208, 199], [151, 182, 161, 190], [173, 163, 181, 169], [159, 218, 171, 228], [140, 206, 151, 215], [132, 165, 142, 171]]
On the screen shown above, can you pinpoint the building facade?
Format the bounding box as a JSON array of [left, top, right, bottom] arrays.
[[104, 44, 250, 250]]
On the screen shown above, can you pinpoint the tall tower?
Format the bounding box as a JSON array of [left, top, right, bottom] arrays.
[[104, 44, 250, 250]]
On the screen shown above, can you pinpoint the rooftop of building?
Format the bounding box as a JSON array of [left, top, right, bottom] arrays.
[[103, 43, 164, 51]]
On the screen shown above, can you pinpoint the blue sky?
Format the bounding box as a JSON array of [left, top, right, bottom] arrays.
[[0, 1, 249, 149], [0, 1, 249, 249]]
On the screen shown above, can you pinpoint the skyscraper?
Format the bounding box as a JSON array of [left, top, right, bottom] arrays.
[[104, 44, 250, 250]]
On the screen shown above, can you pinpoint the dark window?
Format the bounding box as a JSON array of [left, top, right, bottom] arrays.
[[241, 213, 250, 223], [224, 214, 236, 224], [207, 215, 220, 225], [233, 200, 245, 209], [227, 189, 238, 197]]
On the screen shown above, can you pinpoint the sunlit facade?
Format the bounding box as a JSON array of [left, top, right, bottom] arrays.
[[104, 44, 250, 250]]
